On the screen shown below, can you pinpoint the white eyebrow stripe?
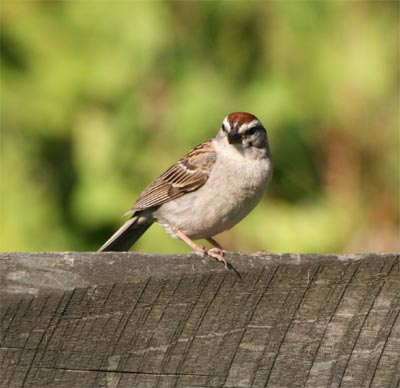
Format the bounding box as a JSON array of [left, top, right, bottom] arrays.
[[239, 119, 260, 133], [223, 117, 230, 129], [224, 116, 261, 133], [247, 119, 259, 128]]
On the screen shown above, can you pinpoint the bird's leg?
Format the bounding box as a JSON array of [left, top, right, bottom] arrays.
[[175, 230, 206, 254], [175, 230, 228, 268], [206, 237, 225, 250]]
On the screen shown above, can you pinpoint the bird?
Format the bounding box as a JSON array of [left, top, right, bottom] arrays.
[[98, 112, 273, 267]]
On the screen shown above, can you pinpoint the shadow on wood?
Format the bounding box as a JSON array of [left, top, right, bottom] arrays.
[[0, 252, 399, 388]]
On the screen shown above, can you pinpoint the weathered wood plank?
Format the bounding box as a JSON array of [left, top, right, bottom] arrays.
[[0, 252, 399, 388]]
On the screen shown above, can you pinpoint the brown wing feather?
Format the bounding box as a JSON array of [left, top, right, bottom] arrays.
[[127, 140, 216, 213]]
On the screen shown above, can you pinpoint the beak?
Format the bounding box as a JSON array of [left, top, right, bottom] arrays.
[[228, 130, 241, 144]]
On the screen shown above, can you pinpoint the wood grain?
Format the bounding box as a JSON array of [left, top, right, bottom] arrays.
[[0, 252, 399, 388]]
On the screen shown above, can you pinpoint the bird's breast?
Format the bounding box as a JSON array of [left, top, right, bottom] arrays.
[[154, 151, 272, 240]]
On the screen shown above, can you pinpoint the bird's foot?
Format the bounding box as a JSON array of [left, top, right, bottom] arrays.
[[174, 230, 234, 271], [205, 248, 228, 269]]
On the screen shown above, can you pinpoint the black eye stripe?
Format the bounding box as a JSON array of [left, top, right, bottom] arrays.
[[246, 125, 261, 135]]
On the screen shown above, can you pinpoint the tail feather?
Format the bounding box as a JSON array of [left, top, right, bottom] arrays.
[[98, 216, 153, 252]]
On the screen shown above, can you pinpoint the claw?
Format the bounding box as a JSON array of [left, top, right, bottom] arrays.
[[206, 248, 228, 269]]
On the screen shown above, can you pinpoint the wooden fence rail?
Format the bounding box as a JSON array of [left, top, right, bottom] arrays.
[[0, 252, 399, 388]]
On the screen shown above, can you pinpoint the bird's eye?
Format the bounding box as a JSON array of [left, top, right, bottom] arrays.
[[221, 124, 227, 132], [246, 126, 258, 136]]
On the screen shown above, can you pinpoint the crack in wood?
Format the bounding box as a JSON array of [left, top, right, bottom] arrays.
[[1, 253, 399, 388], [30, 366, 220, 378]]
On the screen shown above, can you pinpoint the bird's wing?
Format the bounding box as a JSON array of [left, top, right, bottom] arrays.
[[126, 140, 216, 213]]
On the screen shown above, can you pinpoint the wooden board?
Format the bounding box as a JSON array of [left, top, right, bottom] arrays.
[[0, 252, 399, 387]]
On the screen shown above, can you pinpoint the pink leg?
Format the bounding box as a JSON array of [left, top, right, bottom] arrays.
[[206, 237, 225, 250], [176, 230, 228, 268]]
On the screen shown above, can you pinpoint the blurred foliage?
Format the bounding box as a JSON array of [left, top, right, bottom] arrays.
[[1, 1, 399, 253]]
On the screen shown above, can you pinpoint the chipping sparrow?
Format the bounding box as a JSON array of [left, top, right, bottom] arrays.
[[98, 112, 273, 267]]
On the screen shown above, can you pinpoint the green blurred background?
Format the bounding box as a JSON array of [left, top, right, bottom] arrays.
[[1, 1, 399, 254]]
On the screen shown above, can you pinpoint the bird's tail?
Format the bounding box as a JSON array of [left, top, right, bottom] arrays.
[[98, 215, 153, 252]]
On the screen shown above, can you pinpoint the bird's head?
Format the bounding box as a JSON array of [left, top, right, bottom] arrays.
[[218, 112, 269, 155]]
